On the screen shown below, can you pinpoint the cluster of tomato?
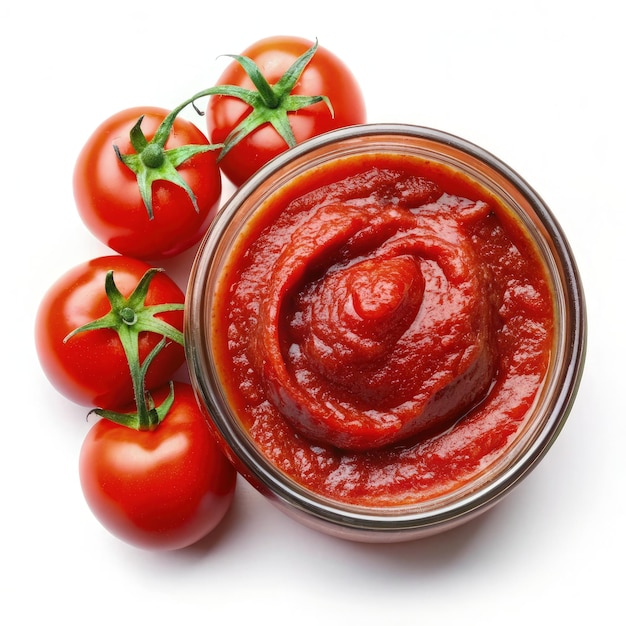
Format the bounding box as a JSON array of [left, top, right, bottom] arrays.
[[34, 36, 366, 551]]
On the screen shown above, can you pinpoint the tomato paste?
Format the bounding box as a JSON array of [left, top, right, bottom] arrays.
[[211, 153, 554, 506]]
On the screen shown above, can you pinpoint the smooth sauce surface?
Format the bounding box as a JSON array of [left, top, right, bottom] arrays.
[[211, 153, 554, 506]]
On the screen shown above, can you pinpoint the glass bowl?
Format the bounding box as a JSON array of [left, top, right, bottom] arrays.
[[184, 124, 586, 542]]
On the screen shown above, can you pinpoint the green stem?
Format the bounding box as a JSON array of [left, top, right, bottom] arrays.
[[183, 39, 332, 160], [65, 268, 184, 430]]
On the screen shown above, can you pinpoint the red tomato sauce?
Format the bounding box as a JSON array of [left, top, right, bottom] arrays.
[[211, 153, 554, 506]]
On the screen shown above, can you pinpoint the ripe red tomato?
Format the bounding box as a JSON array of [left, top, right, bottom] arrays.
[[79, 382, 236, 551], [35, 255, 185, 410], [73, 106, 222, 260], [206, 36, 366, 186]]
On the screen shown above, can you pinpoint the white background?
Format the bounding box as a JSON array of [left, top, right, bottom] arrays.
[[2, 1, 622, 623]]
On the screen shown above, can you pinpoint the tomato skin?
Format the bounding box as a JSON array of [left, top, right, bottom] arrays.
[[35, 255, 185, 410], [79, 382, 236, 550], [207, 36, 367, 186], [73, 107, 222, 260]]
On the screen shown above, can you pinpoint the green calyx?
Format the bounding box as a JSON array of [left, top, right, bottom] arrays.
[[189, 38, 334, 161], [64, 268, 184, 430], [115, 40, 331, 212], [114, 105, 222, 219]]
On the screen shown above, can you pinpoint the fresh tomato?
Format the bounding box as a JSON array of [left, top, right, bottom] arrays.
[[205, 36, 367, 186], [73, 106, 222, 260], [35, 256, 185, 410], [79, 382, 236, 551]]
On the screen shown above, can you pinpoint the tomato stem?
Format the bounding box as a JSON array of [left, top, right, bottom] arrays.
[[184, 39, 333, 162], [65, 268, 184, 430], [140, 143, 166, 169], [114, 113, 221, 219], [120, 307, 137, 325], [113, 39, 332, 214], [143, 40, 335, 171]]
